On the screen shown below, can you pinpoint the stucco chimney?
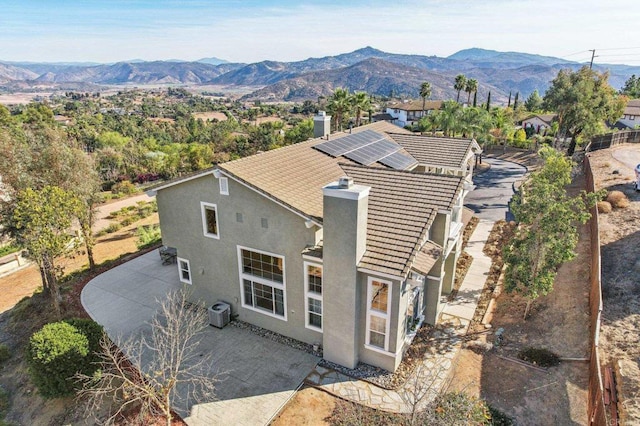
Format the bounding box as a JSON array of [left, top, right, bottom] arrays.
[[314, 111, 331, 139], [321, 178, 370, 368]]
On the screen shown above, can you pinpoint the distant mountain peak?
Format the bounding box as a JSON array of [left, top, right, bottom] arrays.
[[352, 46, 385, 56]]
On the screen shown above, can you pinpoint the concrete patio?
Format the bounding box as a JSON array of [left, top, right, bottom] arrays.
[[81, 250, 319, 426]]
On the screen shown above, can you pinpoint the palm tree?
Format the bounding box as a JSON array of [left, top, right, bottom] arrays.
[[419, 82, 432, 118], [465, 79, 478, 105], [454, 74, 467, 103], [436, 100, 462, 137], [350, 91, 371, 127], [326, 87, 351, 132]]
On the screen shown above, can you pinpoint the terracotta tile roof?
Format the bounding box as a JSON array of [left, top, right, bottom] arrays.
[[387, 100, 444, 112], [388, 133, 476, 169], [411, 241, 442, 276], [340, 164, 463, 278], [219, 121, 412, 221]]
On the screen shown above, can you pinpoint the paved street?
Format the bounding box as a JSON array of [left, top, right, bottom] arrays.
[[465, 157, 527, 221]]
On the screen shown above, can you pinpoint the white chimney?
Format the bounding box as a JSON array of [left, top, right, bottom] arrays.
[[314, 111, 331, 139]]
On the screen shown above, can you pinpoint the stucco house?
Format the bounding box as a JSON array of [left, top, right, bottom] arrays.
[[521, 113, 556, 134], [615, 99, 640, 129], [150, 118, 478, 372], [385, 100, 444, 128]]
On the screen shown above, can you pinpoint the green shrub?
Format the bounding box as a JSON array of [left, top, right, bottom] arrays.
[[27, 321, 101, 398], [63, 318, 104, 365], [111, 180, 137, 196], [120, 217, 136, 227], [0, 244, 20, 258], [518, 347, 560, 367], [137, 225, 162, 249], [0, 345, 10, 365], [102, 222, 122, 235]]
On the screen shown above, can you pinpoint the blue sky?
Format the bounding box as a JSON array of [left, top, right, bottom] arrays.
[[1, 0, 639, 65]]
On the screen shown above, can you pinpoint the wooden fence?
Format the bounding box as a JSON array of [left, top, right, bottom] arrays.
[[587, 130, 640, 152], [584, 156, 608, 425]]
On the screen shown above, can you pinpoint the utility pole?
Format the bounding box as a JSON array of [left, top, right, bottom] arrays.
[[589, 49, 597, 69]]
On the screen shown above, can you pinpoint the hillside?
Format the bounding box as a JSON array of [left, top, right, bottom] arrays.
[[243, 58, 508, 102], [2, 47, 639, 101]]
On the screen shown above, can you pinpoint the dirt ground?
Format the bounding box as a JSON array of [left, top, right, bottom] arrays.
[[449, 180, 590, 426], [0, 213, 159, 425], [271, 387, 336, 426], [586, 146, 640, 424]]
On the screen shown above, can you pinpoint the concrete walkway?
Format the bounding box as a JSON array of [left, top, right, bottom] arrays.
[[82, 251, 319, 426]]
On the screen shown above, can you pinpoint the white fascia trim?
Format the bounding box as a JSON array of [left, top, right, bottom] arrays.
[[150, 170, 216, 193], [357, 267, 403, 282], [426, 274, 441, 281], [438, 209, 452, 215], [420, 163, 466, 173], [219, 169, 323, 228]]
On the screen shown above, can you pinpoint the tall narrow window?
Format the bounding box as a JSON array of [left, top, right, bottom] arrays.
[[238, 246, 286, 320], [304, 262, 323, 331], [366, 278, 392, 351], [200, 202, 219, 239], [219, 177, 229, 195], [177, 257, 192, 284]]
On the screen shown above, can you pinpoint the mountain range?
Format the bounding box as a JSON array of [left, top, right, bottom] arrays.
[[1, 47, 639, 103]]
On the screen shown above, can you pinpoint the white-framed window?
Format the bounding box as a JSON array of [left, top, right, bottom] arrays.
[[177, 257, 192, 284], [219, 177, 229, 195], [365, 277, 392, 351], [200, 202, 220, 239], [304, 262, 323, 331], [237, 246, 286, 320]]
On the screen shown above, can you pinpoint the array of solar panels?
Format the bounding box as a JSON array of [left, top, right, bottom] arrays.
[[313, 130, 418, 170]]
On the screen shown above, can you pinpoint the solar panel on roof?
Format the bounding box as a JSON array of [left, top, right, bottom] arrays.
[[313, 130, 386, 157], [344, 139, 402, 166], [379, 152, 419, 170]]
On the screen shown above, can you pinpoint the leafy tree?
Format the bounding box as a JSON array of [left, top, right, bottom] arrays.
[[465, 78, 478, 105], [326, 87, 352, 131], [434, 100, 463, 137], [12, 186, 82, 318], [419, 81, 432, 115], [543, 66, 626, 154], [454, 74, 467, 103], [350, 91, 371, 127], [620, 74, 640, 98], [284, 119, 313, 144], [504, 147, 600, 318], [524, 89, 543, 112]]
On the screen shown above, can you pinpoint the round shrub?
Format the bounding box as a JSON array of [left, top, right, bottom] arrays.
[[111, 180, 137, 196], [27, 321, 101, 398], [597, 201, 612, 214], [64, 318, 104, 365], [606, 190, 630, 209]]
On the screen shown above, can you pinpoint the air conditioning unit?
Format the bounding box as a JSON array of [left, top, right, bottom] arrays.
[[208, 301, 231, 328]]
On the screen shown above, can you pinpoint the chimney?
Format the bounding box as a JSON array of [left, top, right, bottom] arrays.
[[321, 177, 370, 369], [314, 111, 331, 139]]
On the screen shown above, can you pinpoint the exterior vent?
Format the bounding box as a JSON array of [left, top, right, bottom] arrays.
[[338, 176, 354, 189]]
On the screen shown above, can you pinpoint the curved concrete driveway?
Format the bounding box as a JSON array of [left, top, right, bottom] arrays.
[[465, 157, 527, 222], [611, 145, 640, 170], [82, 251, 319, 425]]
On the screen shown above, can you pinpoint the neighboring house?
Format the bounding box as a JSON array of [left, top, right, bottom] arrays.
[[615, 99, 640, 129], [521, 114, 556, 134], [385, 100, 444, 128], [150, 119, 476, 372]]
